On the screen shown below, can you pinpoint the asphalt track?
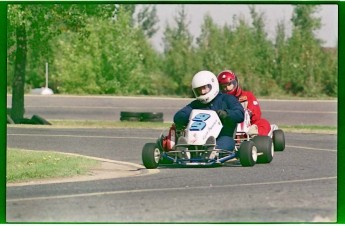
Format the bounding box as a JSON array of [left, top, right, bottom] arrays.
[[6, 96, 338, 223], [6, 95, 337, 126]]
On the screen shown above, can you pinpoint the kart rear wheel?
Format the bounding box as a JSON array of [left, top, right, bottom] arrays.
[[252, 136, 273, 164], [273, 129, 285, 152], [142, 143, 161, 169], [239, 141, 257, 167]]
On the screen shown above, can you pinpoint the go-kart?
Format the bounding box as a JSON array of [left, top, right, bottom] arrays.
[[142, 109, 277, 169], [234, 109, 285, 164]]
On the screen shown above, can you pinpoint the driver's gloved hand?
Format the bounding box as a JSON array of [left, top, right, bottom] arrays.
[[216, 110, 227, 120], [175, 124, 185, 137], [175, 124, 185, 131]]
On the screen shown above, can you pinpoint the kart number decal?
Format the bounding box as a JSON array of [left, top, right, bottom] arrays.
[[189, 113, 210, 131], [193, 113, 210, 122], [190, 122, 206, 131]]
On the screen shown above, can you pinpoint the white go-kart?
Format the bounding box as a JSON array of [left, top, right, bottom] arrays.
[[142, 109, 285, 169], [234, 109, 285, 165]]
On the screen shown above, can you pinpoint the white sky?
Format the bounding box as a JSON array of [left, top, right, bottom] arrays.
[[141, 4, 338, 52]]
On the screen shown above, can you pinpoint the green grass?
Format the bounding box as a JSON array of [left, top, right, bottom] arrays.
[[46, 120, 337, 134], [7, 148, 100, 183], [279, 125, 337, 134], [47, 120, 170, 129]]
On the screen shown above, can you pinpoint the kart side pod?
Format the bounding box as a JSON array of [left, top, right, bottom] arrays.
[[162, 124, 178, 151]]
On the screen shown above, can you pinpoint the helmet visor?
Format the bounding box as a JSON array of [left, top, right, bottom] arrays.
[[193, 84, 212, 96], [220, 80, 237, 92]]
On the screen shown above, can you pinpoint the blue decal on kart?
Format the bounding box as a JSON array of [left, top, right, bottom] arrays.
[[193, 113, 210, 122], [190, 121, 206, 131]]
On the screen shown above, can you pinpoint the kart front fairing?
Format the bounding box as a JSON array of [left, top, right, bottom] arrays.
[[156, 110, 238, 166]]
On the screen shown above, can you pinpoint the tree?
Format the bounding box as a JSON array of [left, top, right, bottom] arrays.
[[248, 5, 276, 95], [162, 5, 198, 96], [53, 7, 157, 95], [273, 20, 287, 87], [7, 4, 116, 123], [135, 5, 159, 38], [221, 14, 256, 89], [196, 14, 230, 71], [278, 5, 324, 96]]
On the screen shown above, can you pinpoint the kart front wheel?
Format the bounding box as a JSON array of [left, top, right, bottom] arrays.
[[142, 143, 161, 169], [252, 136, 273, 164], [239, 141, 257, 167], [273, 129, 285, 152]]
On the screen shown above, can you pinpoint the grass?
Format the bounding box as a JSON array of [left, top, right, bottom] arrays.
[[7, 148, 100, 183], [279, 125, 337, 134], [49, 120, 170, 129], [43, 120, 337, 134]]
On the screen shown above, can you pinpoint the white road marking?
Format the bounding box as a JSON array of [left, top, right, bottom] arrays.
[[7, 176, 336, 203], [7, 133, 155, 140], [19, 94, 194, 101], [286, 145, 337, 152], [259, 99, 337, 103], [17, 105, 337, 114], [263, 110, 336, 114], [8, 134, 337, 152], [24, 106, 179, 110]]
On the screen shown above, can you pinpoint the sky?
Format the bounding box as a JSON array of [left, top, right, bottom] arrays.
[[140, 4, 338, 52]]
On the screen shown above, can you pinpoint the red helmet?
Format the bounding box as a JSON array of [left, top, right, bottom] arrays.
[[217, 70, 242, 97]]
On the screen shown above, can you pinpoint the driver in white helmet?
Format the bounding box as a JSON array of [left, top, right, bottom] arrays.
[[173, 70, 244, 152]]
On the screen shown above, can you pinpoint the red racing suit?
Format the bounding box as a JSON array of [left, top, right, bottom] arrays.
[[238, 90, 271, 136]]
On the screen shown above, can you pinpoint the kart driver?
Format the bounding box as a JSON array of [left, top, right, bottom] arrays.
[[217, 70, 271, 136], [173, 70, 244, 152]]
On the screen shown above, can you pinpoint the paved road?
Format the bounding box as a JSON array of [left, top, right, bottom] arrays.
[[6, 95, 338, 222], [7, 95, 337, 126], [6, 128, 337, 222]]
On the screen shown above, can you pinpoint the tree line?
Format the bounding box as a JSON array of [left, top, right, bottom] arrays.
[[7, 4, 337, 122]]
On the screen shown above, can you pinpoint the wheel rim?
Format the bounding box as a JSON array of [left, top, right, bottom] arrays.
[[271, 144, 274, 157], [252, 146, 258, 162], [154, 148, 161, 163]]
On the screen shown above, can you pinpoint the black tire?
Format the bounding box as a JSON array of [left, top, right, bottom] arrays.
[[239, 141, 257, 167], [141, 112, 163, 122], [141, 112, 163, 119], [19, 118, 34, 124], [142, 143, 161, 169], [252, 136, 273, 164], [120, 111, 142, 118], [141, 117, 163, 122], [273, 129, 285, 152], [120, 111, 164, 122], [7, 115, 14, 124], [31, 115, 52, 125], [120, 116, 141, 122]]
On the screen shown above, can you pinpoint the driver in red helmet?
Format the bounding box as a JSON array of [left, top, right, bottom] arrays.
[[217, 70, 271, 136]]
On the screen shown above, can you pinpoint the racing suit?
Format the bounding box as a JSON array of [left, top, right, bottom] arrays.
[[173, 93, 244, 151], [238, 90, 271, 136]]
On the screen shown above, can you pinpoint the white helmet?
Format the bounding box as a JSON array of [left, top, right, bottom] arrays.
[[192, 70, 219, 104]]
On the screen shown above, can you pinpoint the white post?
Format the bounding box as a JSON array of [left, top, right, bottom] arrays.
[[45, 62, 48, 88], [41, 62, 53, 95]]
